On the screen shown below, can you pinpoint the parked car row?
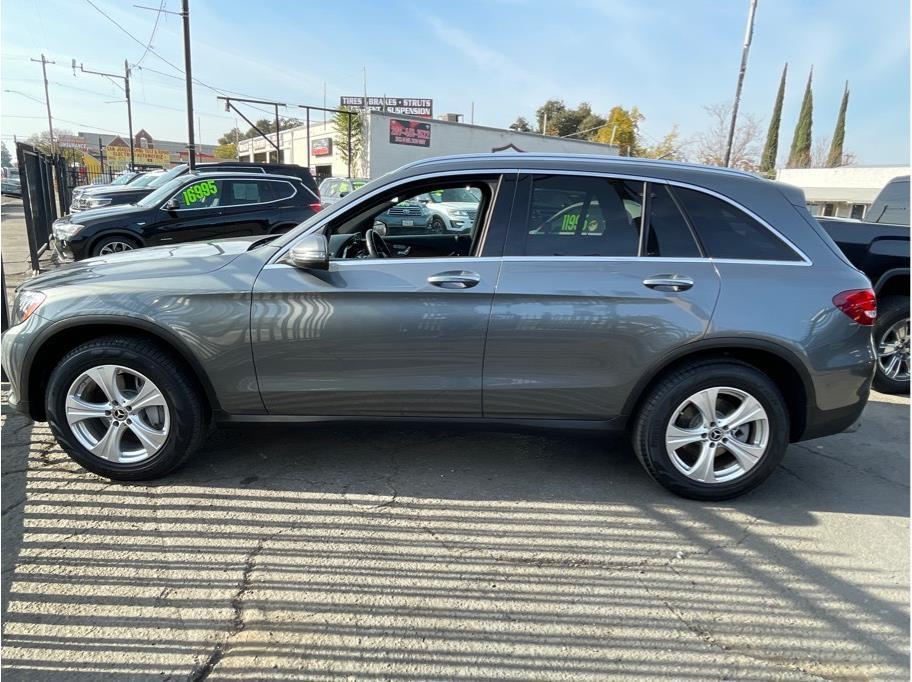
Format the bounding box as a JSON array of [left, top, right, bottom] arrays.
[[3, 153, 881, 502]]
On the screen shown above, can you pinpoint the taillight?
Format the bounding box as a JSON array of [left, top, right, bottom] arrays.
[[833, 288, 877, 325], [309, 202, 322, 212]]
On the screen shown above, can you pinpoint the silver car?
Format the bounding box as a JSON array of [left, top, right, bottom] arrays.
[[1, 154, 876, 500]]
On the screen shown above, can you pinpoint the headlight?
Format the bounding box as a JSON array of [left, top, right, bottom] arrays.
[[13, 290, 45, 325], [86, 197, 112, 208], [448, 209, 469, 217], [54, 222, 86, 240]]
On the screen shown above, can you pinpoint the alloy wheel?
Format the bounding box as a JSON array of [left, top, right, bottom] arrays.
[[99, 241, 134, 255], [877, 317, 911, 382], [665, 386, 770, 484], [65, 364, 170, 464]]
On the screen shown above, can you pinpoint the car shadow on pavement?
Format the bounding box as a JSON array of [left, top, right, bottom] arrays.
[[1, 394, 908, 680]]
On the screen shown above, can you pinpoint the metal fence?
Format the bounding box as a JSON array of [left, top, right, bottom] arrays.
[[14, 143, 69, 272]]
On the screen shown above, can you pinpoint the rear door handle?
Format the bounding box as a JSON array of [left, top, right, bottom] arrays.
[[427, 270, 481, 289], [643, 275, 694, 292]]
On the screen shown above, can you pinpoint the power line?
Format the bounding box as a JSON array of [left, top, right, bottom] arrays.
[[135, 0, 166, 67]]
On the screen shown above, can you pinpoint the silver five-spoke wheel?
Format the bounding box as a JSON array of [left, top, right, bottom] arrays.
[[665, 386, 769, 484], [65, 364, 170, 464], [98, 241, 135, 255], [877, 317, 910, 382]]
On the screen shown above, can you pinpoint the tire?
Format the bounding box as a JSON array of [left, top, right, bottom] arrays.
[[431, 216, 446, 233], [631, 360, 789, 501], [92, 234, 139, 257], [872, 295, 910, 395], [45, 336, 206, 480]]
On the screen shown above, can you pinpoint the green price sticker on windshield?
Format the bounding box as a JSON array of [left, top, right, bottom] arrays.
[[182, 180, 217, 206]]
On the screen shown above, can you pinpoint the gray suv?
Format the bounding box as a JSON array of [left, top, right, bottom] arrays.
[[1, 154, 876, 500]]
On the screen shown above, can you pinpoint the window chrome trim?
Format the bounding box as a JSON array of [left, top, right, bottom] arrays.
[[275, 166, 811, 265], [499, 255, 811, 266], [161, 178, 299, 212]]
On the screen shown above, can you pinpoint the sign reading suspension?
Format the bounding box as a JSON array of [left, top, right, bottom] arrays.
[[389, 118, 431, 147], [341, 96, 433, 118]]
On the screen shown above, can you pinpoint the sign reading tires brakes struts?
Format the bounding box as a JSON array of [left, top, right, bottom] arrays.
[[389, 119, 431, 147]]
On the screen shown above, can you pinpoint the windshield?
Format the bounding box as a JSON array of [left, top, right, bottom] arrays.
[[111, 173, 137, 186], [135, 177, 187, 207], [146, 164, 187, 189], [130, 172, 165, 188]]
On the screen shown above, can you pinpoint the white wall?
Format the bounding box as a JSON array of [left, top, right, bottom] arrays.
[[367, 112, 619, 178]]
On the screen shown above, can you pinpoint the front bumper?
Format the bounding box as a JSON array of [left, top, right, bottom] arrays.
[[48, 236, 76, 263], [1, 315, 42, 419]]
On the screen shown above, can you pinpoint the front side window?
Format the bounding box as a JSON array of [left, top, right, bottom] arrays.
[[520, 175, 642, 256], [673, 187, 802, 261]]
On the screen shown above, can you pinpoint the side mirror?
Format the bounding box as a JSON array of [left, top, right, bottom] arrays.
[[285, 234, 329, 270], [163, 198, 179, 211], [372, 220, 388, 237], [339, 191, 349, 198]]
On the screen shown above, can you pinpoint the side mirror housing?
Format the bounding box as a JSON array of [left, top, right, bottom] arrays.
[[339, 191, 349, 198], [163, 198, 179, 211], [285, 234, 329, 270]]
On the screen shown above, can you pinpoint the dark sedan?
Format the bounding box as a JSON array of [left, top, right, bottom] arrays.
[[51, 171, 320, 260]]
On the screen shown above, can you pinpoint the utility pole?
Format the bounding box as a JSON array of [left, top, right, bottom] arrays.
[[73, 59, 135, 168], [470, 102, 474, 125], [724, 0, 758, 167], [181, 0, 196, 169], [124, 60, 135, 168], [31, 54, 55, 154]]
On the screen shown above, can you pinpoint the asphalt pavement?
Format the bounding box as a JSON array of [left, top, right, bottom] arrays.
[[1, 389, 908, 680]]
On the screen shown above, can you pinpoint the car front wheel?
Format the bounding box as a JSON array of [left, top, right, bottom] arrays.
[[93, 235, 139, 257], [632, 360, 789, 500], [46, 336, 206, 480]]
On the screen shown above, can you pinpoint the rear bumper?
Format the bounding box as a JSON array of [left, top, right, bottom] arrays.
[[799, 396, 868, 440]]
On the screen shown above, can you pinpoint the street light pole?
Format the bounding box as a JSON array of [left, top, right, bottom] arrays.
[[181, 0, 196, 169], [723, 0, 758, 168], [30, 54, 56, 154]]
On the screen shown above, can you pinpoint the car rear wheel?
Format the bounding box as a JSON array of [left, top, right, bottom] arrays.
[[46, 336, 206, 480], [873, 295, 910, 394], [94, 235, 139, 257], [632, 360, 789, 500]]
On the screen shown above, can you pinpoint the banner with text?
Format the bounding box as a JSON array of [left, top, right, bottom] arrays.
[[389, 118, 431, 147], [341, 96, 433, 118]]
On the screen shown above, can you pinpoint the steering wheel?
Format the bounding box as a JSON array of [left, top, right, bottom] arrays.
[[365, 228, 393, 258]]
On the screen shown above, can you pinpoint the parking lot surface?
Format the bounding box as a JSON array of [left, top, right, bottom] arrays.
[[1, 387, 908, 680]]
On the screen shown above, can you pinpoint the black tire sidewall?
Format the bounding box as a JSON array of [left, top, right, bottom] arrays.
[[46, 341, 202, 480], [872, 295, 910, 394], [636, 363, 790, 500], [431, 216, 446, 232]]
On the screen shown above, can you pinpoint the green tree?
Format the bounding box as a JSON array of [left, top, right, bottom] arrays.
[[1, 142, 11, 168], [827, 82, 849, 167], [214, 143, 238, 159], [509, 117, 532, 133], [217, 127, 242, 146], [26, 129, 84, 164], [534, 100, 605, 138], [638, 126, 686, 160], [594, 106, 643, 155], [333, 107, 364, 175], [760, 63, 787, 177], [787, 68, 814, 168]]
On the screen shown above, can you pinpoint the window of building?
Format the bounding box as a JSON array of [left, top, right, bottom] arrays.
[[822, 203, 837, 217], [673, 187, 802, 261], [518, 175, 642, 257], [850, 203, 866, 220]]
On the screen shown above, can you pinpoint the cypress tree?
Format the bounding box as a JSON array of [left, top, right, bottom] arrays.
[[787, 67, 814, 168], [760, 63, 788, 177], [827, 82, 849, 167]]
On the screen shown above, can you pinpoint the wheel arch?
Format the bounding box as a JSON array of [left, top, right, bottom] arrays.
[[622, 338, 814, 442], [23, 315, 220, 422], [873, 268, 910, 299], [87, 230, 145, 256]]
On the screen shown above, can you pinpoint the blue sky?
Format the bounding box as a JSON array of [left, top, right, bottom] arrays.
[[2, 0, 909, 165]]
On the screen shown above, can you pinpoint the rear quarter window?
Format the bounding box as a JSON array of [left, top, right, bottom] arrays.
[[673, 187, 802, 262]]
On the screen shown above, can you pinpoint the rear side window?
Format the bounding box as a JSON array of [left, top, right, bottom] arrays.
[[673, 187, 801, 261], [642, 184, 701, 257], [521, 175, 642, 256]]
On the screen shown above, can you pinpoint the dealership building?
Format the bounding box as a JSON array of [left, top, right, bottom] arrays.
[[237, 107, 619, 183], [776, 166, 910, 219]]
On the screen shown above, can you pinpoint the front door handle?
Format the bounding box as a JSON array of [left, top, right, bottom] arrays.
[[643, 275, 694, 292], [427, 270, 481, 289]]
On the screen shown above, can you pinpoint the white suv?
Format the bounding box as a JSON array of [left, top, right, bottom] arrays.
[[418, 187, 482, 233]]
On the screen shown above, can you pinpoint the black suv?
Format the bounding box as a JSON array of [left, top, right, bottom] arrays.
[[51, 171, 320, 260], [70, 162, 319, 212]]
